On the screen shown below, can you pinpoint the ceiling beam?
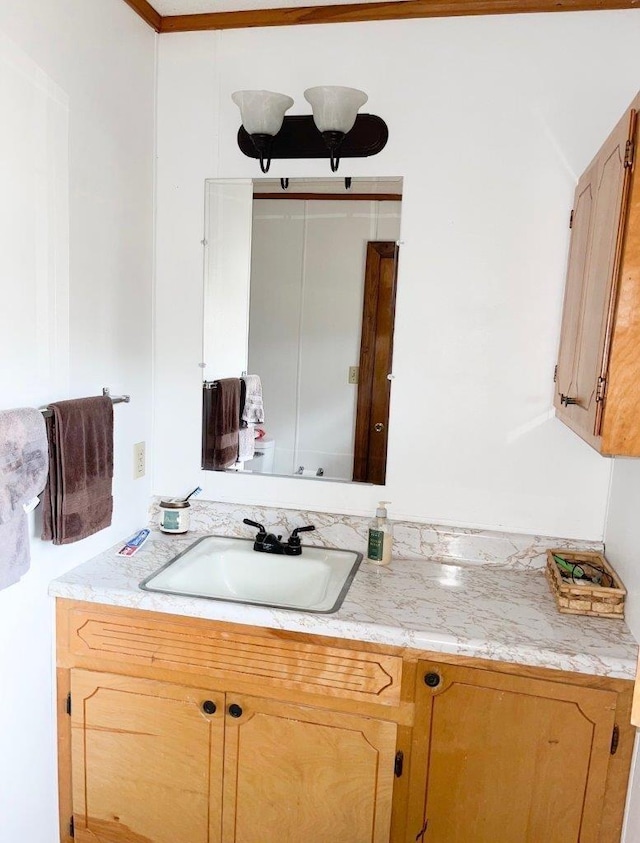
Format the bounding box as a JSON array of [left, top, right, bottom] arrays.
[[159, 0, 638, 32], [122, 0, 163, 31]]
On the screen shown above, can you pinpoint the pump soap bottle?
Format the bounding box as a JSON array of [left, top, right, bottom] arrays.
[[367, 501, 393, 565]]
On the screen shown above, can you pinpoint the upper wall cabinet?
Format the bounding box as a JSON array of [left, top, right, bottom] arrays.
[[555, 92, 640, 455]]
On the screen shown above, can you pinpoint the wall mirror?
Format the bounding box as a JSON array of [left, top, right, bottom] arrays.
[[202, 176, 402, 484]]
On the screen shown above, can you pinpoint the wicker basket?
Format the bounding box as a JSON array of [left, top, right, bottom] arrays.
[[545, 549, 626, 619]]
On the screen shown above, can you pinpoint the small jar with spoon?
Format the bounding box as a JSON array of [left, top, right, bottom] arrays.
[[158, 487, 201, 534]]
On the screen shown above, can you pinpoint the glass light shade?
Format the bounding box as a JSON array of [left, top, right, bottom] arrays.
[[231, 90, 294, 137], [303, 86, 368, 134]]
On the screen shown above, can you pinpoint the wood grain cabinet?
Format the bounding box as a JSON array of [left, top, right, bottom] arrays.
[[554, 91, 640, 455], [56, 601, 633, 843], [69, 669, 397, 843], [405, 660, 633, 843], [56, 601, 404, 843], [69, 671, 225, 843]]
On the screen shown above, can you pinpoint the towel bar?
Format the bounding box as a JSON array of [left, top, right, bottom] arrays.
[[40, 388, 130, 419], [204, 374, 247, 389]]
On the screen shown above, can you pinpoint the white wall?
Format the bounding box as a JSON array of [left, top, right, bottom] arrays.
[[0, 2, 156, 840], [154, 11, 640, 539], [606, 461, 640, 640], [604, 461, 640, 842]]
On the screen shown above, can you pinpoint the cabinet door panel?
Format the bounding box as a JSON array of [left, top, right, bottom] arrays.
[[408, 663, 617, 843], [555, 167, 595, 404], [555, 109, 634, 441], [222, 694, 397, 843], [577, 124, 631, 434], [71, 670, 224, 843]]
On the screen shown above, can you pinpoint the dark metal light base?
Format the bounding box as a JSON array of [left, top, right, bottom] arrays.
[[237, 114, 388, 166]]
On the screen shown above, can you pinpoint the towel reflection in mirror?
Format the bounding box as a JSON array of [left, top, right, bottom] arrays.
[[201, 375, 264, 470]]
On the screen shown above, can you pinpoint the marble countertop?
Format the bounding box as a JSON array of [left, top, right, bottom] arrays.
[[49, 530, 638, 680]]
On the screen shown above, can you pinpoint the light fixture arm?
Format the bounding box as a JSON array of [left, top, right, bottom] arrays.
[[320, 131, 346, 172], [248, 133, 274, 173]]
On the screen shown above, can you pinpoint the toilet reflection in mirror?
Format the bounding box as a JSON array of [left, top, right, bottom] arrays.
[[202, 177, 402, 484]]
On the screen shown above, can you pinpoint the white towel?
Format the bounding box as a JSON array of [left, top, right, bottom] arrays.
[[238, 425, 256, 462], [241, 375, 265, 424], [0, 408, 49, 589]]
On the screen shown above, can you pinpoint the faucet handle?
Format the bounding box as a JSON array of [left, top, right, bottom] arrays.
[[243, 518, 268, 551], [285, 524, 316, 555], [243, 518, 266, 535], [290, 524, 316, 541]]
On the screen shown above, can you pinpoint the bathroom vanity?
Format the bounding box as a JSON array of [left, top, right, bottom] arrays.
[[52, 530, 638, 843]]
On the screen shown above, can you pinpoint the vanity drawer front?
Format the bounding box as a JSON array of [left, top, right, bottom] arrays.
[[60, 602, 402, 707]]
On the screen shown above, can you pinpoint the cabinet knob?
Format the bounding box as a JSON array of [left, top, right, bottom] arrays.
[[424, 672, 441, 688], [202, 700, 217, 715], [374, 423, 384, 432], [228, 703, 243, 718], [560, 394, 579, 407]]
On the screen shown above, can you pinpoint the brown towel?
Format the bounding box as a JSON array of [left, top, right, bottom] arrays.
[[202, 380, 240, 470], [41, 396, 114, 545]]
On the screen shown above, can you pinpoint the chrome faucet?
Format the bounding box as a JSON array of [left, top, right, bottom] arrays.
[[243, 519, 316, 555]]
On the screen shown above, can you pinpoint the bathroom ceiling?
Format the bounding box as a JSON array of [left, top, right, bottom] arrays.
[[123, 0, 638, 33]]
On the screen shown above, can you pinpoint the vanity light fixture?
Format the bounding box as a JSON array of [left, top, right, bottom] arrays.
[[233, 86, 388, 173]]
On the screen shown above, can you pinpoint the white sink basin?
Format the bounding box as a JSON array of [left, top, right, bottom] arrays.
[[140, 535, 362, 613]]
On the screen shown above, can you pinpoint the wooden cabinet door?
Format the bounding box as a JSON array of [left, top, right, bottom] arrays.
[[70, 670, 224, 843], [555, 108, 635, 445], [555, 161, 597, 421], [407, 662, 618, 843], [221, 693, 397, 843]]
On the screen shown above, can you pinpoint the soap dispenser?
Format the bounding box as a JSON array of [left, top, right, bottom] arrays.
[[366, 501, 393, 565]]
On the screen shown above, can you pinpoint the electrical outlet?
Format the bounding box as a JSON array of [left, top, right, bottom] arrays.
[[133, 441, 145, 479], [348, 366, 359, 385]]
